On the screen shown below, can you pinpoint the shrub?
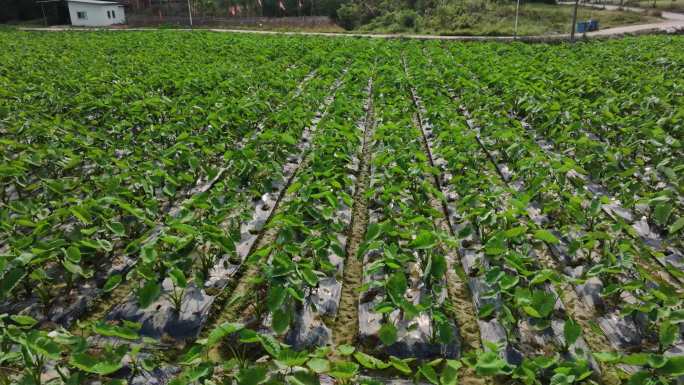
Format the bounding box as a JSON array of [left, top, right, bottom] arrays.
[[397, 9, 418, 28], [337, 3, 362, 30]]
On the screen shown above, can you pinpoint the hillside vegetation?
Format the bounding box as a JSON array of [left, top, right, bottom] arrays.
[[337, 0, 660, 35]]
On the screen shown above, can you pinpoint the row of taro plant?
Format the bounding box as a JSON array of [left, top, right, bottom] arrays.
[[404, 43, 602, 385], [91, 52, 358, 342], [241, 57, 376, 348], [444, 38, 683, 241], [0, 32, 341, 322], [0, 34, 357, 382], [424, 42, 684, 383], [355, 50, 462, 367], [0, 53, 356, 385], [442, 40, 684, 283]]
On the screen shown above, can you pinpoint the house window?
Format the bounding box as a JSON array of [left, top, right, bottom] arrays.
[[111, 10, 116, 18], [106, 10, 111, 18], [77, 11, 87, 19]]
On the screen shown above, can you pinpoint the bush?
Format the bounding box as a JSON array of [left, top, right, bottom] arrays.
[[424, 3, 481, 30], [397, 9, 418, 28], [336, 3, 362, 30]]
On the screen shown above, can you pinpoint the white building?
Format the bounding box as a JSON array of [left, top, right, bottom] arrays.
[[67, 0, 126, 26]]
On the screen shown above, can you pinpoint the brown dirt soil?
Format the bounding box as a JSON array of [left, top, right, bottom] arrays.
[[409, 107, 489, 385], [71, 277, 136, 334], [332, 81, 375, 347], [534, 245, 623, 385]]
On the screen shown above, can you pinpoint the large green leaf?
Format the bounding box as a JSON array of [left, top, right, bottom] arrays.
[[138, 280, 161, 308]]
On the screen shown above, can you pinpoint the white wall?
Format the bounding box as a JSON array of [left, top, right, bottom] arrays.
[[68, 3, 125, 26]]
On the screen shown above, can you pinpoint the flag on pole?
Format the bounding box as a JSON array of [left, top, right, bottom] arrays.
[[256, 0, 261, 6], [298, 0, 302, 9], [278, 0, 285, 10]]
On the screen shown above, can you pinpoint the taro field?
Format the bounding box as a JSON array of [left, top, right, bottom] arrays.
[[0, 31, 683, 385]]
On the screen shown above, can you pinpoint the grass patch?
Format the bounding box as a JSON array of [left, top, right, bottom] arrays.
[[358, 3, 661, 36], [622, 0, 684, 12]]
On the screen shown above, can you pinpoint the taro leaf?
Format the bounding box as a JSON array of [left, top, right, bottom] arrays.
[[436, 319, 455, 345], [281, 133, 297, 145], [183, 363, 213, 382], [0, 267, 26, 298], [26, 331, 61, 359], [93, 321, 140, 340], [138, 280, 161, 308], [386, 272, 407, 304], [238, 328, 259, 343], [474, 351, 507, 376], [329, 361, 359, 380], [499, 274, 519, 291], [179, 344, 203, 365], [10, 315, 37, 327], [658, 355, 684, 376], [287, 372, 320, 385], [533, 230, 559, 244], [337, 344, 355, 356], [563, 319, 581, 346], [627, 371, 652, 385], [258, 333, 281, 358], [525, 290, 556, 319], [169, 267, 187, 289], [354, 351, 389, 370], [378, 323, 397, 346], [65, 246, 81, 263], [593, 352, 621, 363], [529, 269, 557, 285], [411, 230, 437, 249], [365, 223, 382, 242], [648, 354, 667, 369], [653, 203, 672, 227], [236, 366, 268, 385], [62, 258, 91, 278], [69, 346, 126, 375], [622, 353, 650, 366], [307, 358, 330, 373], [389, 356, 412, 375], [419, 363, 439, 385], [430, 254, 447, 280], [267, 285, 287, 312], [103, 274, 122, 293], [504, 226, 527, 238], [276, 348, 309, 367], [478, 303, 496, 319], [140, 246, 158, 264], [659, 320, 677, 348], [668, 217, 684, 235], [549, 373, 575, 385], [107, 221, 126, 237], [440, 360, 462, 385], [300, 266, 319, 287], [272, 308, 291, 335], [205, 322, 243, 348]]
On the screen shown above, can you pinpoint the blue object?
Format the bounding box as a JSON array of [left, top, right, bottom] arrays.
[[588, 19, 599, 31], [576, 21, 588, 33]]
